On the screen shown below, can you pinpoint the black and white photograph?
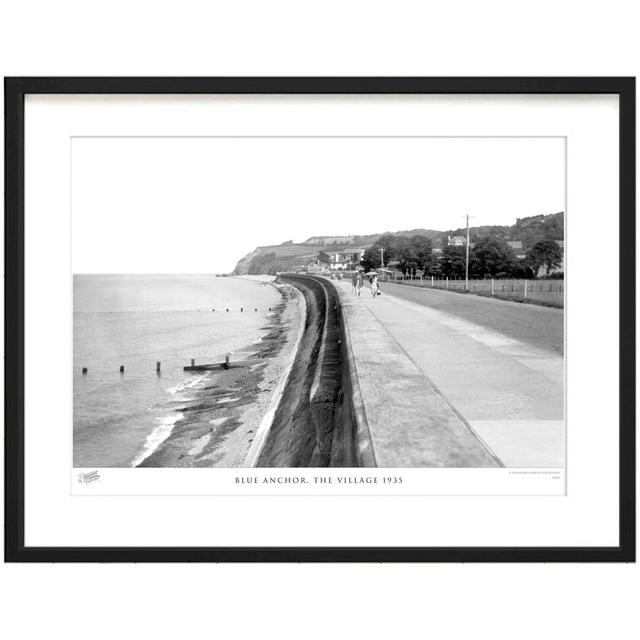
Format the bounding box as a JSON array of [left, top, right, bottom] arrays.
[[2, 2, 639, 638], [73, 136, 565, 473], [5, 77, 632, 564]]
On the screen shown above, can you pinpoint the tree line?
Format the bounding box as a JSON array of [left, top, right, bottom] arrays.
[[359, 233, 563, 278]]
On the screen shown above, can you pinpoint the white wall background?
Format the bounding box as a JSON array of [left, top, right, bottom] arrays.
[[1, 2, 638, 640]]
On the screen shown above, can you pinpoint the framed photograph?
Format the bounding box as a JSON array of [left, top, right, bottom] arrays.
[[4, 77, 635, 562]]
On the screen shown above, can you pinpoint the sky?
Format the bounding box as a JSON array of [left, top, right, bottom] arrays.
[[72, 136, 565, 273]]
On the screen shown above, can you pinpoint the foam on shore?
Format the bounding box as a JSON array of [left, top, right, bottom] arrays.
[[131, 412, 185, 467], [129, 372, 210, 464]]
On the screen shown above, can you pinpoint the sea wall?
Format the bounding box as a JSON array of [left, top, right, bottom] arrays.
[[333, 288, 376, 467], [255, 275, 373, 467]]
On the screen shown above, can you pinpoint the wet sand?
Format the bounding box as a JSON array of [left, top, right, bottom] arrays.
[[137, 282, 302, 467]]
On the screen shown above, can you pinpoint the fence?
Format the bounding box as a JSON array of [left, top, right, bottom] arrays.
[[390, 275, 564, 306]]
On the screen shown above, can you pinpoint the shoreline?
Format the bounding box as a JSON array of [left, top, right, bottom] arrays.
[[137, 279, 303, 467]]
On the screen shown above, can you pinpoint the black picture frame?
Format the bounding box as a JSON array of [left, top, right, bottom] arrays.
[[4, 77, 635, 563]]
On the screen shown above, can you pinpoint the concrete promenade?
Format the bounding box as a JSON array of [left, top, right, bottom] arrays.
[[336, 280, 564, 468]]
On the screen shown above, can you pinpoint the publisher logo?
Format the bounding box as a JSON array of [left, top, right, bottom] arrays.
[[77, 470, 101, 484]]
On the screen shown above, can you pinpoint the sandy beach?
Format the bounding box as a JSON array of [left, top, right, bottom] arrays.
[[137, 279, 303, 467]]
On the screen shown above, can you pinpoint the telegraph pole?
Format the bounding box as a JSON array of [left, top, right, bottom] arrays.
[[464, 213, 471, 292], [380, 246, 385, 268]]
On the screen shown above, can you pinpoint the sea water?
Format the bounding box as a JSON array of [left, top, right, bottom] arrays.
[[73, 274, 281, 467]]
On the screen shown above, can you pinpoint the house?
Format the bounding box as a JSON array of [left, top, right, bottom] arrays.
[[306, 262, 326, 274], [536, 240, 564, 276], [506, 240, 526, 260], [376, 268, 394, 282], [329, 247, 367, 270], [447, 235, 466, 246]]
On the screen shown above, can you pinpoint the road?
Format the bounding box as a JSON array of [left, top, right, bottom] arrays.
[[336, 279, 565, 467], [382, 282, 563, 355]]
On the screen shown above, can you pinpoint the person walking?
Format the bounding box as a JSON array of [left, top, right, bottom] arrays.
[[353, 270, 364, 298], [370, 273, 380, 298]]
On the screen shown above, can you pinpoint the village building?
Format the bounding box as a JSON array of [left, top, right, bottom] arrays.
[[306, 262, 326, 274], [329, 247, 367, 270], [537, 240, 565, 276], [506, 240, 526, 259]]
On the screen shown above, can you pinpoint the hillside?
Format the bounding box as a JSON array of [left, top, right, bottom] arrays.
[[233, 230, 444, 274], [233, 212, 564, 274], [446, 212, 564, 248], [234, 243, 320, 275]]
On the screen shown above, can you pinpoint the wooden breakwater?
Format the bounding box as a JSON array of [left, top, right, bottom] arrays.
[[79, 355, 267, 375], [183, 354, 266, 372]]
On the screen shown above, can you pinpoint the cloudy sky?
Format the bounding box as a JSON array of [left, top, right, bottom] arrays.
[[72, 136, 565, 273]]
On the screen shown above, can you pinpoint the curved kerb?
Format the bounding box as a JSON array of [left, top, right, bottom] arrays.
[[326, 279, 377, 467], [242, 282, 308, 467]]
